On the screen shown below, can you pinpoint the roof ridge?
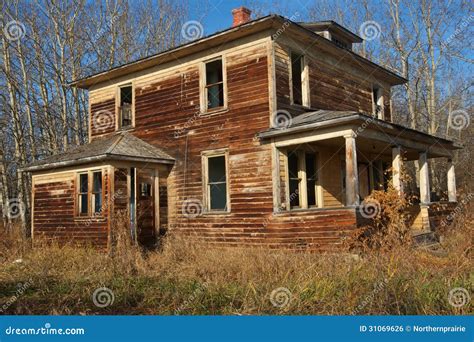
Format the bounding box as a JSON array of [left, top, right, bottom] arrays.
[[105, 132, 125, 154]]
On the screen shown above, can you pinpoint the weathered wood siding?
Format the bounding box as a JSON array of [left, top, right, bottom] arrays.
[[274, 39, 392, 121], [32, 168, 110, 248]]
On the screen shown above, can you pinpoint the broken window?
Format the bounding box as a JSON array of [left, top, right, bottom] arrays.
[[78, 173, 89, 215], [92, 171, 103, 214], [76, 170, 103, 216], [287, 150, 319, 209], [119, 85, 133, 128], [203, 152, 228, 212], [205, 58, 224, 110]]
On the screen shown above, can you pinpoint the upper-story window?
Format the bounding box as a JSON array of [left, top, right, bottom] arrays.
[[119, 84, 133, 128], [202, 149, 230, 213], [372, 85, 383, 119], [203, 58, 226, 111], [290, 52, 310, 107]]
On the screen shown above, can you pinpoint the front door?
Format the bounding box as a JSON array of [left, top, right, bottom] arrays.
[[135, 168, 158, 247]]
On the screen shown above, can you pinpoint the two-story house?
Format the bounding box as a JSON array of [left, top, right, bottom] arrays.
[[23, 8, 460, 250]]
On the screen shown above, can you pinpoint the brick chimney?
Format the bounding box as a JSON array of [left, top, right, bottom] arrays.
[[232, 7, 252, 27]]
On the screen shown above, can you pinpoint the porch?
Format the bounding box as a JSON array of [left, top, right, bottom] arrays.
[[260, 110, 461, 232]]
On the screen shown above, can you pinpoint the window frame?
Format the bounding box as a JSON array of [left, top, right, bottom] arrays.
[[200, 56, 228, 114], [289, 51, 310, 108], [75, 169, 105, 217], [116, 83, 135, 130], [372, 85, 384, 119], [202, 149, 230, 214], [285, 149, 322, 210]]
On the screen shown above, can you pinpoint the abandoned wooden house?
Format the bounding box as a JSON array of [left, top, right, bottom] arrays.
[[22, 8, 461, 250]]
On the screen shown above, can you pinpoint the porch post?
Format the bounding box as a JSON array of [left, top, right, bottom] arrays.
[[419, 151, 431, 204], [345, 134, 359, 206], [392, 146, 404, 194], [447, 159, 457, 202]]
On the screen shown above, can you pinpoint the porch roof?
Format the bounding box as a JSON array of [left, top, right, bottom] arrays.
[[258, 110, 462, 156], [21, 132, 174, 172]]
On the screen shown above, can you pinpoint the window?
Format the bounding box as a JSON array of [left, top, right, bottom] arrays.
[[286, 150, 320, 209], [203, 151, 229, 212], [76, 170, 103, 216], [119, 85, 133, 128], [92, 171, 103, 214], [372, 85, 383, 119], [78, 173, 89, 215], [205, 58, 225, 110], [290, 52, 310, 107]]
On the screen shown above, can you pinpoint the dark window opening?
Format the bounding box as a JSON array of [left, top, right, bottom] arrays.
[[288, 152, 300, 208], [140, 183, 152, 197], [205, 59, 224, 109], [372, 86, 382, 117], [120, 85, 133, 127], [92, 171, 102, 214], [207, 155, 227, 210], [78, 173, 88, 215], [305, 153, 318, 207], [291, 52, 303, 105]]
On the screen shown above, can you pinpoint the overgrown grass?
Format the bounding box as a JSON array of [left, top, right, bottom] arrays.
[[0, 218, 472, 315]]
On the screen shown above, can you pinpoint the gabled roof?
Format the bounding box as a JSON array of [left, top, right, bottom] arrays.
[[22, 132, 174, 172], [69, 15, 406, 89]]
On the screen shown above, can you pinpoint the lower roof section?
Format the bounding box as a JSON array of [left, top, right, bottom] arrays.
[[22, 132, 175, 172]]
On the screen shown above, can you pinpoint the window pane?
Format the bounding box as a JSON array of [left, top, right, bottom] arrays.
[[289, 179, 300, 207], [208, 156, 226, 183], [94, 194, 102, 213], [288, 153, 299, 178], [206, 59, 223, 85], [305, 153, 316, 180], [79, 174, 88, 193], [93, 172, 102, 192], [80, 194, 88, 214], [207, 83, 224, 108], [210, 183, 227, 210], [120, 86, 132, 105], [291, 53, 303, 105]]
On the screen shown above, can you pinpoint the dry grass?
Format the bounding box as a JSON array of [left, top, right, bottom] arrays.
[[0, 216, 472, 315]]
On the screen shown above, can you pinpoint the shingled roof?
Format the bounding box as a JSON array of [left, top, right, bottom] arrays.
[[22, 132, 174, 172]]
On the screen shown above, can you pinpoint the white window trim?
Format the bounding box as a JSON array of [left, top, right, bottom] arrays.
[[202, 149, 230, 214], [199, 56, 228, 114], [289, 51, 310, 108], [116, 82, 135, 130]]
